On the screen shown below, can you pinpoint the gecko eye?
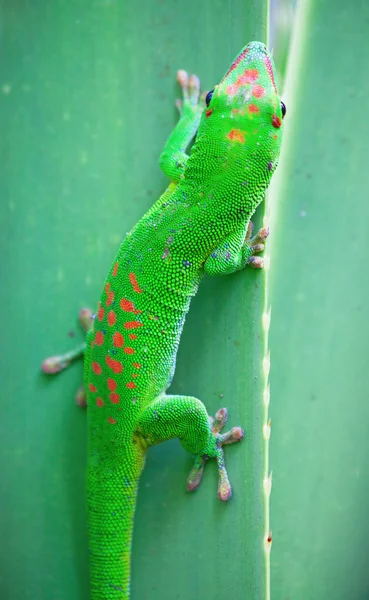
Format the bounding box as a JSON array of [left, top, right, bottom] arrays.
[[205, 88, 214, 107], [281, 101, 286, 118]]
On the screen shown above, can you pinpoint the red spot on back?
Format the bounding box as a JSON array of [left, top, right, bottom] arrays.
[[120, 298, 142, 314], [94, 331, 104, 346], [112, 262, 118, 276], [105, 283, 111, 293], [96, 397, 104, 407], [89, 383, 97, 393], [124, 347, 135, 355], [110, 393, 120, 404], [272, 114, 282, 128], [205, 109, 213, 117], [132, 362, 141, 369], [92, 362, 102, 375], [252, 84, 265, 98], [129, 273, 143, 294], [124, 321, 143, 330], [121, 298, 134, 311], [111, 360, 123, 374], [113, 332, 124, 347], [248, 104, 260, 114], [227, 129, 245, 143], [108, 417, 116, 424], [107, 378, 117, 391], [129, 334, 137, 340], [107, 311, 116, 326], [106, 291, 114, 306], [126, 382, 136, 389], [97, 306, 104, 321], [106, 355, 123, 373]]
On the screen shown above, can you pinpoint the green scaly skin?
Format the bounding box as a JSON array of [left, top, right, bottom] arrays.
[[42, 42, 284, 600]]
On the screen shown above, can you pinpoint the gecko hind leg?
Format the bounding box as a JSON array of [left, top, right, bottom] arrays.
[[137, 395, 244, 502]]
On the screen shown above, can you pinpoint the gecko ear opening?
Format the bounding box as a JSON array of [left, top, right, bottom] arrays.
[[281, 101, 286, 118]]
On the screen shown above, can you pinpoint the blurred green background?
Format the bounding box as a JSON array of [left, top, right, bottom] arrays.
[[1, 0, 369, 599]]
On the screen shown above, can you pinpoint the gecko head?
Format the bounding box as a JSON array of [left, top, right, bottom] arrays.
[[197, 41, 285, 185]]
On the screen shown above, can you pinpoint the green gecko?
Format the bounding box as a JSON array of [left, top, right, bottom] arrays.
[[42, 41, 285, 600]]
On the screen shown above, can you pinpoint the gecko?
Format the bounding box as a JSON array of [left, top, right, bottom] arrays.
[[42, 41, 285, 600]]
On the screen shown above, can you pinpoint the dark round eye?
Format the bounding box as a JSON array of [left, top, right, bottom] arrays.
[[281, 100, 286, 118], [205, 88, 214, 107]]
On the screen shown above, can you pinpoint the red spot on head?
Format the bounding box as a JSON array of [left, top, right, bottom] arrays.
[[112, 262, 118, 277], [126, 382, 136, 389], [227, 129, 245, 143], [124, 321, 143, 330], [105, 283, 111, 293], [248, 104, 260, 114], [92, 362, 102, 375], [89, 383, 97, 393], [272, 114, 282, 128], [205, 109, 213, 117], [129, 273, 143, 294], [96, 397, 104, 407], [110, 392, 120, 404], [124, 347, 135, 355], [106, 291, 114, 306], [132, 362, 141, 369], [129, 334, 137, 340], [94, 331, 104, 346], [226, 83, 238, 96], [107, 311, 116, 326], [237, 69, 259, 85], [108, 417, 116, 424], [113, 332, 124, 347], [97, 306, 104, 321], [252, 84, 265, 98], [107, 378, 117, 391]]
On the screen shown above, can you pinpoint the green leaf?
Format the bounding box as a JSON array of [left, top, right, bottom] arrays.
[[269, 0, 369, 597], [0, 1, 275, 599]]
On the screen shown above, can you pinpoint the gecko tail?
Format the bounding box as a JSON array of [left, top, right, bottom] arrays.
[[87, 443, 144, 599]]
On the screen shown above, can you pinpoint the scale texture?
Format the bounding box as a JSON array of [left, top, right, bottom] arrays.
[[77, 42, 283, 599]]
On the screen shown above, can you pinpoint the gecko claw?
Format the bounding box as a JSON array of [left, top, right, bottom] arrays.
[[245, 224, 270, 268], [41, 354, 73, 374], [75, 386, 87, 408], [176, 69, 204, 116], [186, 408, 244, 501]]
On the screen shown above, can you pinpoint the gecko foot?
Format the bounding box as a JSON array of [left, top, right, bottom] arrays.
[[41, 307, 93, 374], [244, 222, 269, 269], [176, 70, 205, 117], [186, 408, 244, 501]]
